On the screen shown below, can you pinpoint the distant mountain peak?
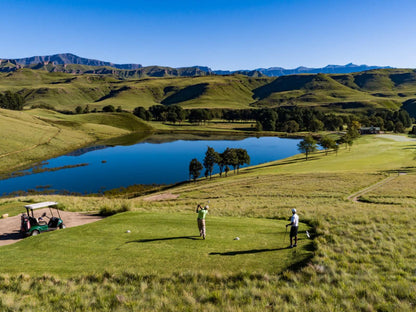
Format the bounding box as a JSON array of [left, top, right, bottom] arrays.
[[1, 53, 392, 78], [11, 53, 143, 70]]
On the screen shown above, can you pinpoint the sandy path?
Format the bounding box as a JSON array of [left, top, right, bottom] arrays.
[[375, 134, 416, 142], [0, 208, 104, 247]]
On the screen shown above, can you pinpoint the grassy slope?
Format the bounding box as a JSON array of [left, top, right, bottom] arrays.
[[0, 135, 415, 311], [0, 108, 153, 174], [1, 68, 416, 113]]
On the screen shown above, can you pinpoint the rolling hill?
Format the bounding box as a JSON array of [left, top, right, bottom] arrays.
[[1, 67, 416, 116]]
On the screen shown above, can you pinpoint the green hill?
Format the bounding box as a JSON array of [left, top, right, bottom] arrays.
[[1, 68, 416, 114], [0, 108, 152, 174]]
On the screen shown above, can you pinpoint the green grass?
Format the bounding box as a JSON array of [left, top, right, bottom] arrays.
[[0, 212, 311, 277], [1, 135, 416, 311], [2, 68, 416, 113]]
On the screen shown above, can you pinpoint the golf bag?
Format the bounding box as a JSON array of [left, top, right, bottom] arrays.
[[20, 214, 31, 233]]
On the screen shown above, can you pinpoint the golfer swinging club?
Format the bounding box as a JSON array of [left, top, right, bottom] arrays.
[[286, 208, 299, 248], [196, 204, 209, 239]]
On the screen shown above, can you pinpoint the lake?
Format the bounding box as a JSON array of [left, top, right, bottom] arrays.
[[0, 134, 301, 195]]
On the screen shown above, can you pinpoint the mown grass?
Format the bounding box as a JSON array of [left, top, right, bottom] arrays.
[[0, 134, 415, 311], [0, 212, 311, 277]]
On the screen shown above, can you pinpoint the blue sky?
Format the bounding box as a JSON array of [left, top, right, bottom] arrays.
[[1, 0, 416, 70]]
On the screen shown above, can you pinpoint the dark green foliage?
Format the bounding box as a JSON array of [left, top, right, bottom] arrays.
[[0, 91, 25, 110], [298, 135, 317, 160], [203, 147, 220, 179], [319, 136, 337, 155], [102, 105, 115, 112], [189, 158, 203, 182], [133, 106, 148, 120], [75, 105, 83, 114], [235, 148, 250, 173], [222, 148, 238, 173], [188, 109, 211, 124]]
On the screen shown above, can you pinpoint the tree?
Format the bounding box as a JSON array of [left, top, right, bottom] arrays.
[[217, 152, 225, 177], [75, 105, 83, 114], [188, 109, 205, 124], [319, 136, 337, 155], [283, 120, 300, 133], [203, 146, 219, 179], [394, 121, 405, 133], [83, 105, 90, 114], [0, 91, 25, 110], [222, 147, 238, 174], [309, 119, 324, 132], [102, 105, 115, 112], [133, 106, 148, 120], [189, 158, 203, 182], [298, 135, 317, 160], [235, 148, 250, 173]]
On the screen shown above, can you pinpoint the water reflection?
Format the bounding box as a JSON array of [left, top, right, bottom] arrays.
[[0, 134, 301, 195]]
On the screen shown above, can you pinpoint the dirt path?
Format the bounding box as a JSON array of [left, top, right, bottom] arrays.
[[0, 209, 104, 247], [142, 192, 179, 201], [347, 173, 406, 202]]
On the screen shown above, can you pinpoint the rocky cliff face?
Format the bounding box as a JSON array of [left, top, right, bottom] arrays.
[[2, 53, 391, 77]]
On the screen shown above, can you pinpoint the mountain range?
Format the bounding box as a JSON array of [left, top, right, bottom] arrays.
[[0, 53, 391, 78]]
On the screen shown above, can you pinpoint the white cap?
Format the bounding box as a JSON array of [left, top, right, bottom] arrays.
[[292, 208, 296, 213], [205, 205, 209, 209]]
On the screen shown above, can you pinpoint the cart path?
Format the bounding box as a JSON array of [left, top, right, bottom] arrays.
[[0, 209, 104, 247], [347, 173, 406, 202]]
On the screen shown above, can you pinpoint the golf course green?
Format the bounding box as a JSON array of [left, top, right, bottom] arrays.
[[1, 133, 415, 311]]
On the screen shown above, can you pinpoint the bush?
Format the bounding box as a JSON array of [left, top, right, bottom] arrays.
[[99, 202, 131, 216]]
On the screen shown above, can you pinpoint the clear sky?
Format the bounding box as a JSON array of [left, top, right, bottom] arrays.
[[1, 0, 416, 70]]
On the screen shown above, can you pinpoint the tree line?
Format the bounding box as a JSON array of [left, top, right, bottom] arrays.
[[133, 105, 414, 133], [0, 91, 25, 110], [189, 146, 250, 182]]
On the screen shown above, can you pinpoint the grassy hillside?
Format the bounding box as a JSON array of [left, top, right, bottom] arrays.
[[0, 134, 415, 310], [1, 68, 416, 115], [0, 108, 153, 174]]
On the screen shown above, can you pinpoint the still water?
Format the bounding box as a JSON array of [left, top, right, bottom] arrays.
[[0, 134, 301, 195]]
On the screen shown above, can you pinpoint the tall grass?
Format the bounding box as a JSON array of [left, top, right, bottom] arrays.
[[0, 135, 416, 310]]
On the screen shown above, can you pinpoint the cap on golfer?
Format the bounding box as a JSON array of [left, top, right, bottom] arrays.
[[205, 205, 209, 209], [292, 208, 296, 213]]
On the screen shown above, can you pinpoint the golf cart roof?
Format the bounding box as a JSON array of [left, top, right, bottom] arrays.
[[24, 201, 58, 210]]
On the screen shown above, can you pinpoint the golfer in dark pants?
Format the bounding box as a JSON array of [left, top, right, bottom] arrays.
[[196, 204, 208, 239], [286, 208, 299, 248]]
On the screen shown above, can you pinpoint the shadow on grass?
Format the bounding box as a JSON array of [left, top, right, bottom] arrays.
[[126, 236, 201, 243], [209, 247, 289, 256], [0, 231, 23, 241]]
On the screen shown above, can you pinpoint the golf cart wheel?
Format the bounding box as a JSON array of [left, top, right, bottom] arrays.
[[59, 224, 66, 229], [31, 230, 40, 236]]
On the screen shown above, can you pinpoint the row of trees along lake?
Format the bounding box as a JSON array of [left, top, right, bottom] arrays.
[[133, 105, 414, 133], [1, 90, 414, 134], [188, 124, 361, 182], [189, 147, 250, 182]]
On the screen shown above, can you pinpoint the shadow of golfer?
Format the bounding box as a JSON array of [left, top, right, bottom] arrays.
[[209, 247, 288, 256], [126, 236, 200, 244]]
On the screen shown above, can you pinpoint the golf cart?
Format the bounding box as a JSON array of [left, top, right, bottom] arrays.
[[20, 201, 66, 236]]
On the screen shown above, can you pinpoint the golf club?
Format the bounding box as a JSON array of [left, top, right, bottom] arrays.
[[283, 226, 287, 244]]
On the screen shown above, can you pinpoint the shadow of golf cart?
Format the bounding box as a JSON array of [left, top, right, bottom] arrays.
[[20, 201, 66, 236]]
